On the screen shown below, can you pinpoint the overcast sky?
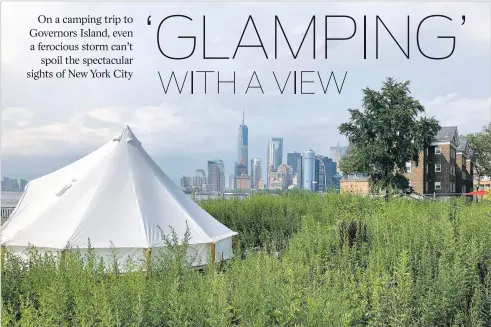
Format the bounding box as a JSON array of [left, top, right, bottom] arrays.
[[1, 1, 490, 184]]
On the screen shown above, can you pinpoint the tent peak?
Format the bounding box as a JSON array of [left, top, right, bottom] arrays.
[[112, 125, 141, 145]]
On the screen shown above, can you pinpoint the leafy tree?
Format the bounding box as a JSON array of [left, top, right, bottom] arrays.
[[339, 78, 440, 196], [466, 123, 491, 189], [339, 144, 366, 175]]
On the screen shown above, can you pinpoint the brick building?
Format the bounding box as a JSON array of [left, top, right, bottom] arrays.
[[340, 176, 370, 195], [405, 126, 475, 195], [474, 177, 491, 191]]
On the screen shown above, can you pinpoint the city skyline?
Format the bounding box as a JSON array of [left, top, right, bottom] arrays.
[[179, 113, 346, 193], [1, 177, 29, 192]]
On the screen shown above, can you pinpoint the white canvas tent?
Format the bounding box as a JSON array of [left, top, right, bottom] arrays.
[[1, 126, 238, 268]]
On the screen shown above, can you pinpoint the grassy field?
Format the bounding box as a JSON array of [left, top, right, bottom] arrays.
[[2, 193, 491, 326]]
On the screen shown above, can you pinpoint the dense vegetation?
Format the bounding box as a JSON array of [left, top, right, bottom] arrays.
[[2, 193, 491, 326]]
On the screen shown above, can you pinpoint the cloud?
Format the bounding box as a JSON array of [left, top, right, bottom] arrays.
[[1, 102, 249, 156], [2, 107, 35, 122], [424, 93, 491, 134], [1, 104, 184, 155]]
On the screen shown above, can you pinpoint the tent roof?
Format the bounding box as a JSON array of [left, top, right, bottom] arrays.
[[1, 126, 237, 249]]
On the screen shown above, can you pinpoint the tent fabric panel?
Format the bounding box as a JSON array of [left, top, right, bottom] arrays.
[[3, 179, 104, 249], [137, 147, 236, 241], [66, 143, 150, 248], [214, 237, 234, 262], [127, 145, 210, 245]]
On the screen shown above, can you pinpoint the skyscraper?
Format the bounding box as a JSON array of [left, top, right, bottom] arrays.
[[180, 175, 204, 193], [181, 175, 191, 189], [322, 157, 337, 190], [195, 169, 206, 191], [312, 156, 337, 192], [267, 137, 283, 188], [11, 179, 19, 192], [267, 142, 274, 188], [229, 174, 235, 190], [250, 158, 262, 189], [297, 157, 303, 188], [272, 137, 283, 168], [234, 161, 248, 190], [314, 156, 324, 192], [278, 164, 293, 188], [313, 155, 335, 192], [330, 142, 348, 173], [236, 163, 247, 176], [195, 169, 206, 181], [208, 159, 225, 192], [3, 177, 10, 191], [303, 149, 315, 191], [237, 109, 249, 169], [20, 179, 28, 192], [287, 152, 302, 176]]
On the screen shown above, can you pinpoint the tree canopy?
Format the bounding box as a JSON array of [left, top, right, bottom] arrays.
[[339, 77, 440, 192], [466, 123, 491, 186]]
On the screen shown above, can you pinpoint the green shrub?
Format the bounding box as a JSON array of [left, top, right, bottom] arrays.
[[2, 194, 490, 326]]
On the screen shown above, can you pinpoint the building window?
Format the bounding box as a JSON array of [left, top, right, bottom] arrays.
[[435, 164, 441, 172], [425, 164, 428, 174], [451, 148, 456, 159], [450, 182, 455, 192], [406, 162, 411, 172], [425, 181, 428, 193], [463, 185, 466, 193], [435, 146, 441, 155], [462, 171, 466, 179], [435, 182, 441, 190], [450, 165, 455, 175]]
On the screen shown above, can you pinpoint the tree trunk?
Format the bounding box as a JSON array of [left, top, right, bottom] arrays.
[[384, 171, 390, 201]]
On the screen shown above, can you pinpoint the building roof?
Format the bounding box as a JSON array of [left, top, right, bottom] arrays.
[[434, 126, 458, 143], [468, 147, 476, 160], [457, 135, 468, 153], [341, 173, 369, 181], [432, 129, 477, 160]]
